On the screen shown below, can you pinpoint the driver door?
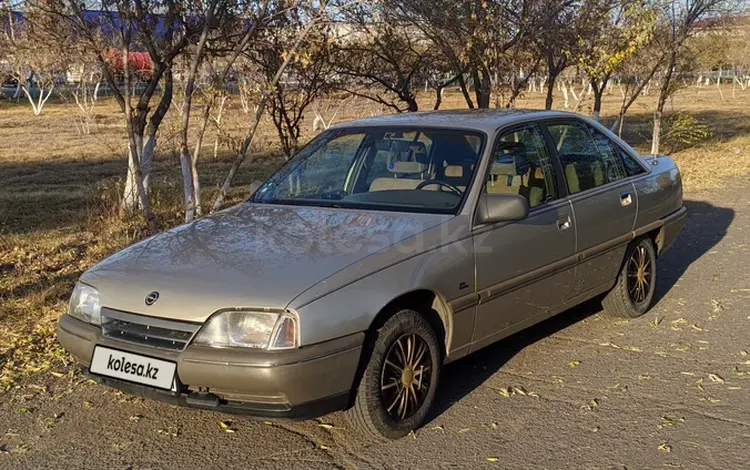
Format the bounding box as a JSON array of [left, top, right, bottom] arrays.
[[471, 123, 576, 351]]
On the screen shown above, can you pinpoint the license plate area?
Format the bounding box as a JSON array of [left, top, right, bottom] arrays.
[[90, 346, 177, 391]]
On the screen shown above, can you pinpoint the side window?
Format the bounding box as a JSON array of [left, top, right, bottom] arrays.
[[485, 124, 557, 208], [616, 145, 647, 177], [547, 121, 625, 194], [586, 125, 633, 181]]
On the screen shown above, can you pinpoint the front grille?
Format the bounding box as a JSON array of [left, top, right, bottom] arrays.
[[101, 308, 201, 351]]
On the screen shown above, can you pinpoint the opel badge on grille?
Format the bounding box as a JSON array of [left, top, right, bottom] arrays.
[[145, 291, 159, 306]]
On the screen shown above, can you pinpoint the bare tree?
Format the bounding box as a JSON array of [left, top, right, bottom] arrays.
[[333, 5, 429, 112], [2, 12, 68, 116], [389, 0, 534, 109], [28, 0, 207, 228], [610, 36, 662, 135], [577, 0, 656, 121], [535, 0, 582, 110], [254, 12, 337, 157], [211, 1, 338, 213], [649, 0, 728, 154]]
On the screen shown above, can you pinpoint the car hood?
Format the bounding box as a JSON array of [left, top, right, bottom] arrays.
[[81, 203, 451, 322]]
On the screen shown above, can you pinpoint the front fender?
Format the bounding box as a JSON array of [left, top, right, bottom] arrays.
[[292, 235, 475, 353]]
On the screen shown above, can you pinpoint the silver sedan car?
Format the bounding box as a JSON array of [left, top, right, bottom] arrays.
[[58, 110, 686, 439]]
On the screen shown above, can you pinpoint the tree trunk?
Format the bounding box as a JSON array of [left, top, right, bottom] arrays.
[[141, 67, 173, 195], [212, 94, 227, 160], [457, 73, 474, 109], [406, 96, 418, 112], [590, 76, 610, 122], [651, 52, 676, 155], [433, 86, 444, 110], [475, 68, 491, 109], [141, 133, 156, 195], [545, 72, 558, 110], [191, 104, 212, 217]]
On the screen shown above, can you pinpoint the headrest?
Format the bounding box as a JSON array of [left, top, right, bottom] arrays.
[[377, 139, 428, 174], [495, 141, 526, 157], [444, 165, 463, 178], [492, 141, 530, 176], [491, 162, 520, 177], [388, 161, 427, 174]]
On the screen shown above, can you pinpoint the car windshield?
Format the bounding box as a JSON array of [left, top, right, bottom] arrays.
[[251, 127, 486, 214]]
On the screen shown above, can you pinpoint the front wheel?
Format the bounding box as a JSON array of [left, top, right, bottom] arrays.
[[347, 309, 441, 440], [602, 237, 657, 318]]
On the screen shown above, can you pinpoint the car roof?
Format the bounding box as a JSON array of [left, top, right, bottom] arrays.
[[330, 109, 584, 134]]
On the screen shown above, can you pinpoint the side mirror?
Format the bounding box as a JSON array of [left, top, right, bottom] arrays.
[[248, 180, 263, 196], [475, 194, 529, 225]]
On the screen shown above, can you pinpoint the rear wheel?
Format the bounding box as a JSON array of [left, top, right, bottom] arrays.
[[347, 309, 441, 440], [602, 237, 657, 318]]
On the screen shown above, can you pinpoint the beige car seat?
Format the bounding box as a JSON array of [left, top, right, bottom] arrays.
[[369, 142, 428, 192]]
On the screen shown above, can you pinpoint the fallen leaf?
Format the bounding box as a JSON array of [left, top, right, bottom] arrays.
[[592, 426, 600, 433], [659, 416, 685, 428], [650, 317, 663, 328], [50, 372, 64, 378], [658, 443, 672, 453], [672, 318, 688, 325], [582, 398, 599, 411], [487, 457, 499, 463], [708, 373, 725, 384], [219, 420, 235, 433], [569, 360, 581, 368], [458, 427, 471, 434]]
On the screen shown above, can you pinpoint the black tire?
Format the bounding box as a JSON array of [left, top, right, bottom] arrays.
[[347, 309, 441, 440], [602, 237, 657, 318]]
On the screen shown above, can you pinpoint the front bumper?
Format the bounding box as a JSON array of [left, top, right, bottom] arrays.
[[57, 314, 364, 419]]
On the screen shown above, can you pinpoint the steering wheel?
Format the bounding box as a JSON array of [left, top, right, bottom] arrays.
[[415, 179, 463, 197]]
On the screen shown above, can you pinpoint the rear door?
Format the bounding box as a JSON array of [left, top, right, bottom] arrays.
[[544, 120, 637, 300], [471, 123, 576, 351]]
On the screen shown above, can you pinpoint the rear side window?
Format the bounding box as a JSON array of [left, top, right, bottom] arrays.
[[547, 121, 625, 194], [485, 123, 558, 208], [587, 125, 645, 177]]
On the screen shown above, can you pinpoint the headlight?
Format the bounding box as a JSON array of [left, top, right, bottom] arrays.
[[68, 282, 102, 325], [192, 310, 299, 350]]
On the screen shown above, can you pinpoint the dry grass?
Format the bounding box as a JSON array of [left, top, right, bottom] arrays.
[[1, 85, 749, 390]]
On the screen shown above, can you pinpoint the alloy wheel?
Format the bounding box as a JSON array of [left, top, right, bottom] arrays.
[[627, 244, 652, 304], [380, 334, 432, 420]]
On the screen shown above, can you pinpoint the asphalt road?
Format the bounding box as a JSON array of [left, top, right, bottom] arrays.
[[2, 182, 749, 470]]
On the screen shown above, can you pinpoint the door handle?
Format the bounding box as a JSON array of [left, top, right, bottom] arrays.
[[620, 192, 633, 207], [557, 216, 571, 231]]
